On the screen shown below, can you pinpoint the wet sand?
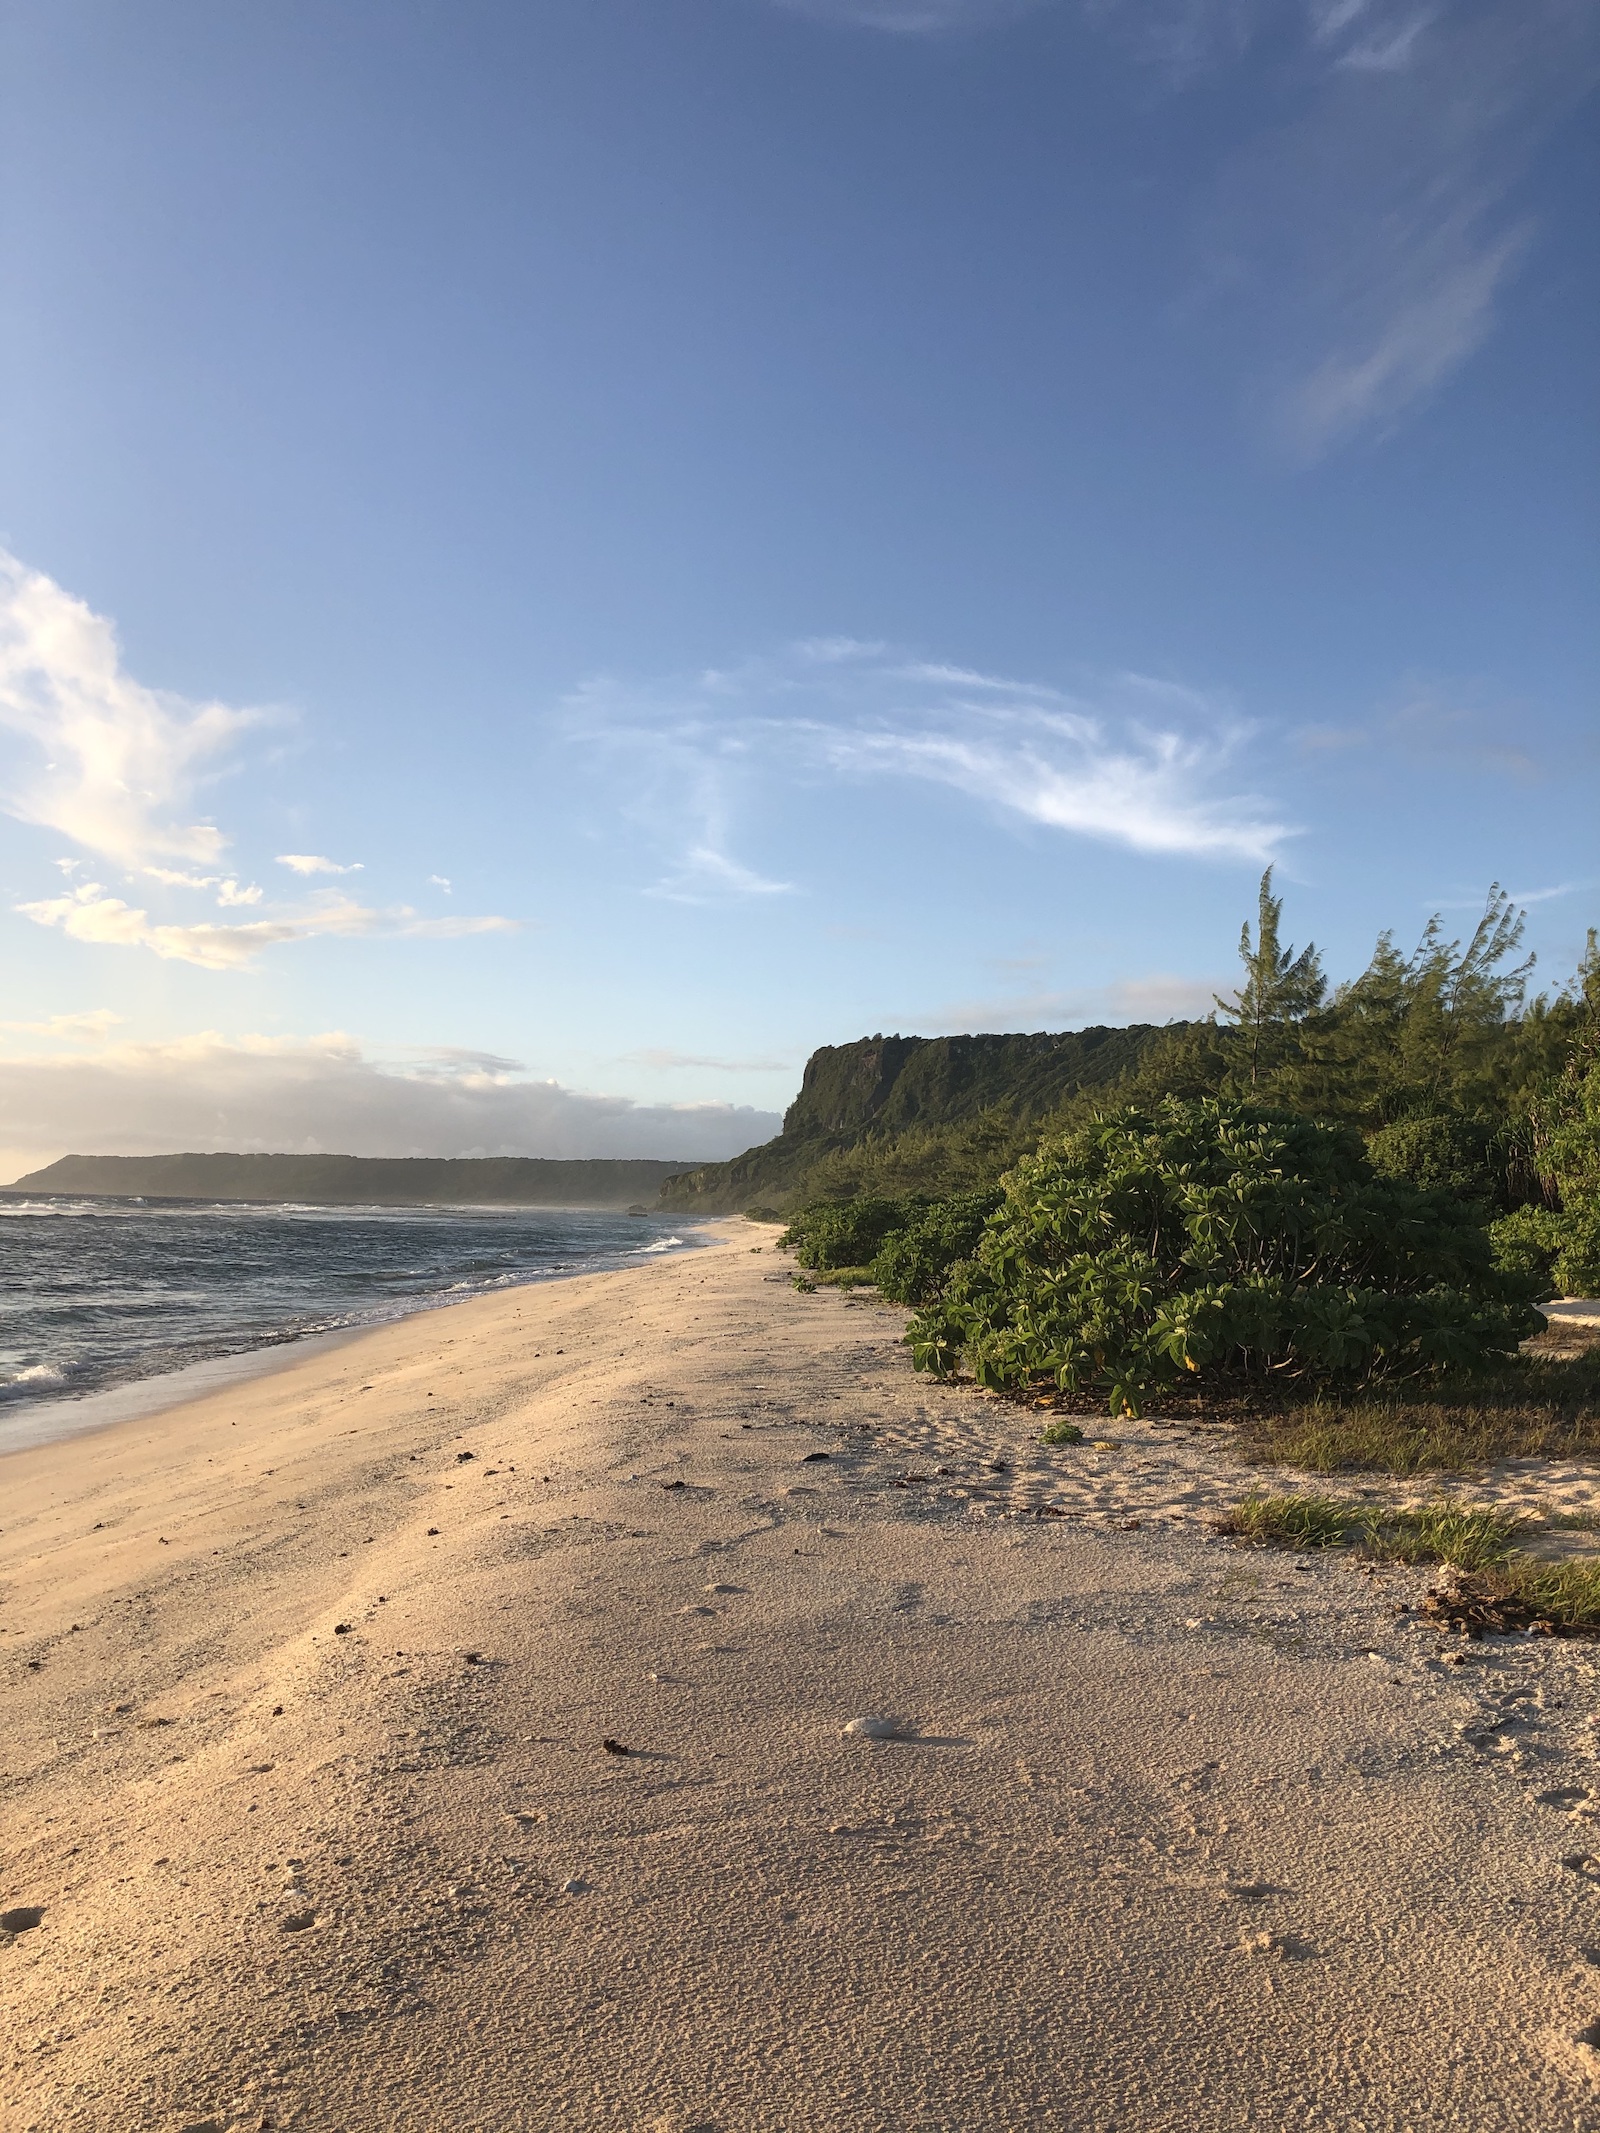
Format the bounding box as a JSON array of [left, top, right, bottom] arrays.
[[3, 1223, 1599, 2130]]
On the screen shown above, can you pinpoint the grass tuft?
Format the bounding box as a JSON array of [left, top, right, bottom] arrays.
[[1223, 1490, 1600, 1635], [1223, 1492, 1524, 1568], [1228, 1332, 1600, 1476]]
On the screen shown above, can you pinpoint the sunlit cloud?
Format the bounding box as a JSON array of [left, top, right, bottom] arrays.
[[0, 1008, 123, 1042], [16, 882, 518, 971], [276, 852, 364, 876], [0, 552, 518, 965], [0, 549, 258, 867], [0, 1029, 783, 1175]]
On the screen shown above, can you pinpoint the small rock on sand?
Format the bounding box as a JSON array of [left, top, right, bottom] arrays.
[[560, 1877, 589, 1896], [842, 1715, 906, 1741], [1, 1905, 44, 1934]]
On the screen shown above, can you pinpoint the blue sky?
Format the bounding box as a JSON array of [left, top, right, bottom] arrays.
[[0, 0, 1595, 1171]]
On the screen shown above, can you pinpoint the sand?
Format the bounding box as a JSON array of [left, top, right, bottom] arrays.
[[4, 1223, 1600, 2131]]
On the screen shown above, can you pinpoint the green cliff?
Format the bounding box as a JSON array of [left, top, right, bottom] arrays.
[[660, 1026, 1169, 1213]]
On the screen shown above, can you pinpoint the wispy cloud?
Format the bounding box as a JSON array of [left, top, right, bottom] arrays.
[[771, 0, 1040, 30], [0, 549, 258, 867], [1180, 1, 1597, 456], [0, 1029, 783, 1175], [16, 882, 518, 971], [1432, 880, 1582, 911], [771, 2, 1599, 456], [625, 1047, 794, 1072], [572, 640, 1290, 885], [277, 852, 363, 876], [1298, 680, 1548, 781], [646, 845, 797, 904]]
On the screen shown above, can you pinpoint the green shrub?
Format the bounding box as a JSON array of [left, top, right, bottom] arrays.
[[781, 1197, 910, 1271], [869, 1190, 1002, 1305], [907, 1099, 1541, 1416], [1494, 1203, 1600, 1298], [1366, 1113, 1498, 1206]]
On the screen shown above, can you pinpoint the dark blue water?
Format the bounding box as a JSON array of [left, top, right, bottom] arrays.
[[0, 1196, 695, 1411]]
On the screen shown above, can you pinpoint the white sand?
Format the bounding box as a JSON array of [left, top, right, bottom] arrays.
[[4, 1224, 1600, 2130]]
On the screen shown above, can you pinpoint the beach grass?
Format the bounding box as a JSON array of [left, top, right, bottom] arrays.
[[1219, 1489, 1600, 1634], [1225, 1329, 1600, 1476], [1221, 1493, 1526, 1568]]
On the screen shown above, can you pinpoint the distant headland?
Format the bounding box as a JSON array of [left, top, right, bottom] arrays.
[[4, 1152, 695, 1209]]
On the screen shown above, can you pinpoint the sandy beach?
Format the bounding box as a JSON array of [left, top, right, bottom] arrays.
[[4, 1222, 1600, 2131]]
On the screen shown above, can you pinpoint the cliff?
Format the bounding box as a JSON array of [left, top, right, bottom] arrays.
[[659, 1026, 1169, 1213]]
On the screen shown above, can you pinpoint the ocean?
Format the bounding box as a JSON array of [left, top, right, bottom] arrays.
[[0, 1195, 696, 1440]]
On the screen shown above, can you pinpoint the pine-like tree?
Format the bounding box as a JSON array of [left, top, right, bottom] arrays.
[[1215, 868, 1327, 1087]]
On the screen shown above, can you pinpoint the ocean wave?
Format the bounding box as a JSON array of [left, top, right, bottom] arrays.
[[0, 1205, 706, 1416]]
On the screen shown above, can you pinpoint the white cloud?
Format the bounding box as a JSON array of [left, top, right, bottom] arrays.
[[139, 865, 264, 906], [16, 882, 518, 972], [143, 865, 221, 889], [1, 1008, 123, 1041], [0, 1029, 783, 1178], [574, 640, 1290, 878], [428, 874, 452, 893], [646, 844, 797, 904], [0, 550, 259, 867], [1503, 883, 1582, 908], [276, 853, 363, 876], [0, 552, 519, 963]]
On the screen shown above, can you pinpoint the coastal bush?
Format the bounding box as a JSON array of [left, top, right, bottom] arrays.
[[1492, 1203, 1600, 1299], [1500, 995, 1600, 1294], [905, 1098, 1541, 1416], [868, 1190, 1002, 1305], [782, 1197, 909, 1271], [1366, 1112, 1498, 1207]]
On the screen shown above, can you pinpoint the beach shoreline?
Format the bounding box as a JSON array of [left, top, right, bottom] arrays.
[[3, 1222, 1598, 2130], [0, 1201, 706, 1459]]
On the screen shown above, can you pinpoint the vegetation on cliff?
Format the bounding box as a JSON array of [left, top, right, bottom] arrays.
[[659, 1026, 1165, 1214]]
